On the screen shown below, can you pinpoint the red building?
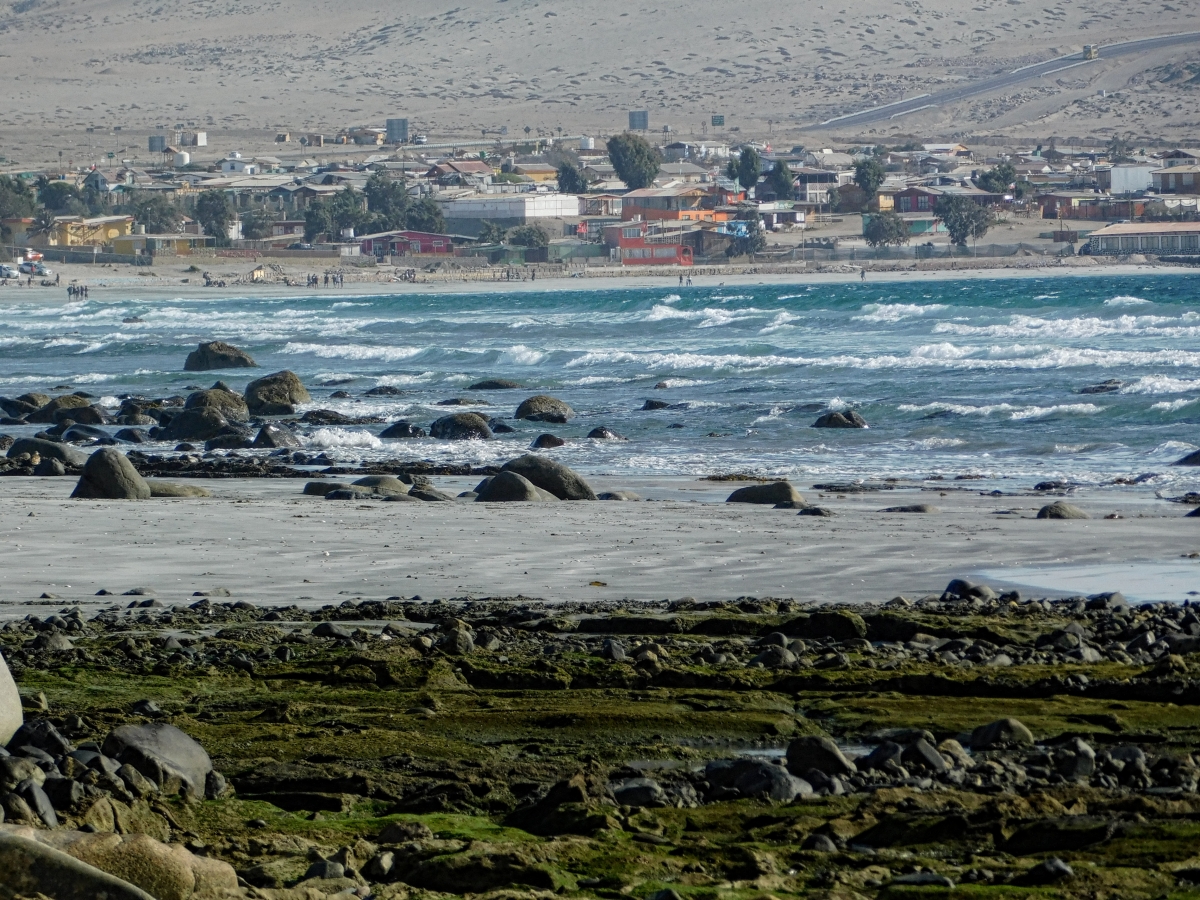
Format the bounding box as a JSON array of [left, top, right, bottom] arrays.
[[602, 221, 693, 266], [359, 230, 456, 257]]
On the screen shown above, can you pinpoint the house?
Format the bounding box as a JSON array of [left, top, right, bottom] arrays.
[[656, 161, 711, 183], [923, 143, 971, 157], [1157, 149, 1200, 168], [791, 167, 851, 206], [893, 184, 1000, 213], [1088, 221, 1200, 254], [440, 194, 581, 236], [388, 230, 456, 255], [580, 194, 623, 217], [111, 232, 215, 256], [602, 221, 692, 266], [1153, 165, 1200, 195], [1, 218, 34, 245], [270, 220, 306, 238], [218, 153, 258, 175], [29, 215, 134, 247], [621, 183, 720, 222], [862, 212, 946, 237], [755, 201, 804, 230], [804, 149, 855, 170], [511, 163, 558, 183], [583, 163, 617, 183], [426, 160, 495, 184], [1096, 164, 1155, 195]]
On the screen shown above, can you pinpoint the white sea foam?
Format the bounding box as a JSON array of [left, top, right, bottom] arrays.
[[499, 345, 546, 366], [853, 302, 946, 323], [1120, 375, 1200, 395], [374, 372, 437, 386], [934, 312, 1200, 339], [306, 428, 384, 450], [660, 294, 682, 303], [910, 342, 974, 360], [1105, 295, 1152, 306], [281, 342, 424, 362], [899, 401, 1102, 420], [1152, 399, 1195, 412], [759, 312, 799, 334], [751, 405, 787, 424]]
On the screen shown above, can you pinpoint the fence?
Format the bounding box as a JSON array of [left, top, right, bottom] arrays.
[[757, 242, 1057, 263], [2, 245, 150, 266]]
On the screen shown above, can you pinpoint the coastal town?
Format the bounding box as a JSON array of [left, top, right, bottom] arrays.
[[4, 121, 1200, 288]]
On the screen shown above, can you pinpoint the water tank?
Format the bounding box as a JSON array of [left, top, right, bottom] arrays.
[[148, 135, 167, 153], [174, 151, 190, 167], [580, 136, 595, 150]]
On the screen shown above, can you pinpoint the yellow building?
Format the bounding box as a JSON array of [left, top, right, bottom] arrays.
[[32, 215, 134, 247], [111, 232, 214, 256]]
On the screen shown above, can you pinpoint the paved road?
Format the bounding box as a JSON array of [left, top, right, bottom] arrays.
[[815, 32, 1200, 129]]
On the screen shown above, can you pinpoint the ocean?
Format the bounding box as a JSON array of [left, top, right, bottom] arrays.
[[2, 273, 1199, 493]]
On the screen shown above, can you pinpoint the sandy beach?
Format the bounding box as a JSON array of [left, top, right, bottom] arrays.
[[0, 476, 1193, 618]]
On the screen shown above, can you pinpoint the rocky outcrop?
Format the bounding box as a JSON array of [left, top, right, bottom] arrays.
[[102, 722, 215, 799], [0, 829, 156, 900], [813, 410, 868, 428], [159, 408, 230, 442], [380, 420, 427, 439], [25, 394, 92, 424], [8, 437, 87, 467], [475, 471, 559, 502], [1037, 501, 1089, 520], [145, 481, 213, 498], [587, 426, 627, 440], [726, 481, 803, 505], [183, 387, 249, 421], [430, 413, 493, 441], [71, 449, 151, 500], [786, 735, 858, 778], [0, 650, 21, 746], [514, 395, 574, 423], [531, 433, 565, 449], [250, 424, 300, 448], [183, 340, 258, 371], [244, 370, 311, 415], [500, 454, 596, 500], [469, 379, 523, 390]]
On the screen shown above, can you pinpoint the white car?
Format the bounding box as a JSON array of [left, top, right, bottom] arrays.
[[18, 261, 51, 276], [0, 264, 18, 279]]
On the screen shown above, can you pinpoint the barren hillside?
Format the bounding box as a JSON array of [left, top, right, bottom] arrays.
[[0, 0, 1197, 166]]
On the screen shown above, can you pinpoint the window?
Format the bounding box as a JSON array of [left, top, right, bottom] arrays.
[[622, 227, 642, 239], [653, 247, 677, 258], [917, 195, 930, 211], [899, 197, 912, 212]]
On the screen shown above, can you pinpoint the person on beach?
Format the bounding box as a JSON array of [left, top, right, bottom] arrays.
[[861, 269, 866, 281]]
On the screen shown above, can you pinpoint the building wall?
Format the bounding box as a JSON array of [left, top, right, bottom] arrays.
[[1091, 228, 1200, 253], [440, 194, 581, 222]]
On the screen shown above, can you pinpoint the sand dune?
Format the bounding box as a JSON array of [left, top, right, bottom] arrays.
[[0, 0, 1197, 167]]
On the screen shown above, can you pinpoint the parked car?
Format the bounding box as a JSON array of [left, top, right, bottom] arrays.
[[0, 264, 18, 279], [18, 261, 51, 276], [287, 242, 313, 250]]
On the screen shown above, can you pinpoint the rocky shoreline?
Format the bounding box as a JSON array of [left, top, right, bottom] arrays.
[[4, 582, 1200, 898]]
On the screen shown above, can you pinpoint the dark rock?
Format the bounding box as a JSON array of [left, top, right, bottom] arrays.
[[54, 404, 105, 425], [410, 488, 456, 502], [184, 341, 258, 371], [598, 490, 641, 501], [26, 394, 92, 424], [726, 481, 804, 504], [892, 873, 954, 887], [881, 503, 939, 513], [943, 579, 997, 602], [587, 426, 626, 440], [60, 424, 110, 442], [380, 421, 427, 439], [303, 859, 345, 880], [70, 449, 151, 500], [244, 371, 311, 415], [159, 407, 230, 442], [1079, 379, 1122, 394], [613, 777, 667, 807], [901, 738, 948, 773], [112, 428, 149, 444], [33, 458, 67, 477], [352, 475, 410, 495], [303, 481, 349, 497], [501, 454, 596, 500], [786, 736, 857, 777], [789, 609, 867, 641], [203, 427, 253, 451], [101, 722, 214, 797], [798, 506, 834, 516], [475, 471, 557, 502], [803, 834, 838, 853], [313, 622, 353, 640], [430, 413, 493, 441], [706, 758, 812, 802], [1037, 501, 1089, 519], [813, 410, 867, 428], [1175, 450, 1200, 466], [531, 433, 565, 449], [469, 379, 524, 391], [488, 418, 516, 434], [11, 720, 71, 757], [7, 438, 87, 467], [515, 395, 574, 422], [251, 424, 300, 449], [364, 385, 404, 396], [1018, 857, 1074, 885], [970, 718, 1034, 750], [641, 400, 670, 411], [184, 388, 248, 421], [601, 638, 626, 661]]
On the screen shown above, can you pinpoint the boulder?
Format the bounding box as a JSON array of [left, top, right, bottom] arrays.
[[112, 428, 149, 444], [942, 578, 997, 602], [813, 410, 868, 428], [54, 404, 105, 425], [475, 471, 558, 502], [33, 458, 67, 476], [251, 423, 300, 448], [0, 830, 156, 900], [726, 481, 803, 505], [303, 481, 349, 496], [26, 394, 92, 424], [786, 735, 857, 777], [641, 399, 670, 411], [501, 453, 596, 500], [244, 370, 311, 415], [8, 437, 87, 467], [1175, 449, 1200, 466], [515, 394, 574, 422], [470, 379, 524, 390], [101, 723, 214, 798], [970, 717, 1034, 750], [352, 475, 410, 495], [705, 758, 812, 802], [790, 609, 867, 641], [613, 777, 667, 807], [531, 433, 565, 449], [380, 420, 427, 439], [61, 423, 110, 442], [203, 427, 253, 450], [183, 388, 248, 421], [159, 407, 230, 442], [598, 490, 641, 501], [0, 651, 21, 747], [881, 503, 939, 513], [71, 449, 151, 500], [145, 481, 213, 498], [430, 413, 493, 441], [183, 340, 258, 371], [1037, 501, 1089, 519], [588, 426, 627, 440]]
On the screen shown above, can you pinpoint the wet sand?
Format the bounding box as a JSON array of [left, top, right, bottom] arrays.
[[0, 476, 1194, 618]]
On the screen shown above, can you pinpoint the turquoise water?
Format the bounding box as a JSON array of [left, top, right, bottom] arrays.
[[2, 274, 1200, 489]]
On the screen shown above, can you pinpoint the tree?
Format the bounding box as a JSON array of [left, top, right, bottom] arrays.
[[478, 221, 507, 244], [937, 194, 993, 247], [195, 190, 235, 245], [363, 171, 409, 230], [863, 211, 910, 248], [767, 160, 794, 200], [36, 177, 83, 213], [507, 224, 549, 248], [0, 176, 35, 239], [304, 188, 369, 241], [735, 147, 761, 193], [853, 157, 886, 197], [404, 197, 446, 234], [240, 206, 274, 241], [606, 133, 660, 190], [726, 209, 766, 258], [976, 161, 1016, 195], [1107, 134, 1134, 163], [133, 194, 183, 234], [556, 162, 587, 194], [829, 183, 869, 213]]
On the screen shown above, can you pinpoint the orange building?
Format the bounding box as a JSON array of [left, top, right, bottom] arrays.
[[621, 184, 731, 222]]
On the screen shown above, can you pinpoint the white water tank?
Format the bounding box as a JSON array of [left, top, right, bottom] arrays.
[[580, 136, 595, 150], [174, 151, 190, 167]]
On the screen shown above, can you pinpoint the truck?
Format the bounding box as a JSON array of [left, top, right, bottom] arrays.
[[1083, 44, 1099, 60]]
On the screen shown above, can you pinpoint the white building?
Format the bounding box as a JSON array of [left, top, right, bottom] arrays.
[[218, 152, 258, 175], [439, 194, 581, 223]]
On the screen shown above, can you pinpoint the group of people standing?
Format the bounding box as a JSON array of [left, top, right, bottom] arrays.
[[67, 284, 88, 299]]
